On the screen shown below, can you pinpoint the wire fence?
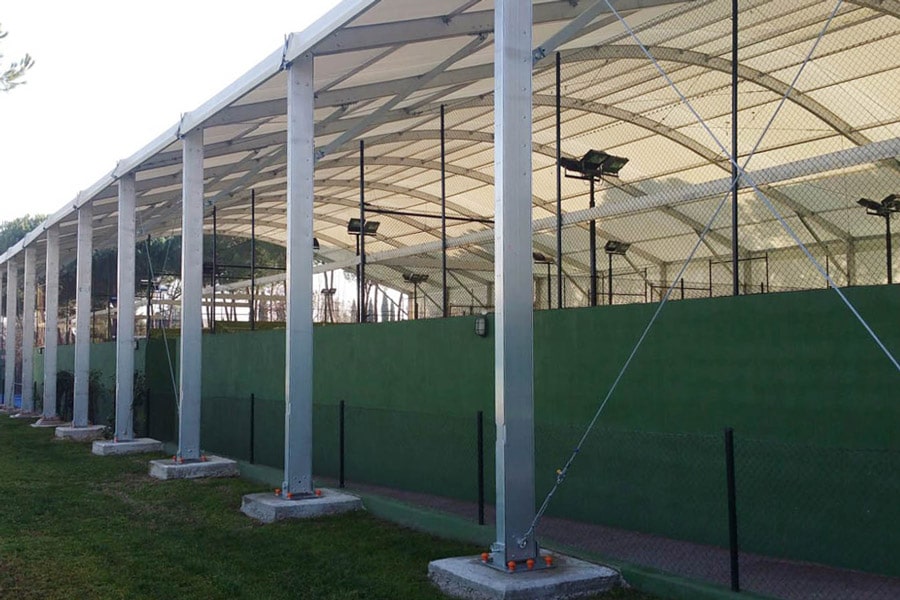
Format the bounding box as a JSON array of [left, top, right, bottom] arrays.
[[143, 390, 900, 600]]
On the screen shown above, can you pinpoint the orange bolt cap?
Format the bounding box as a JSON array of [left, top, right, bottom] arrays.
[[544, 555, 553, 566], [507, 561, 516, 572], [526, 559, 535, 570], [274, 488, 281, 496], [315, 489, 323, 497], [480, 552, 489, 563], [287, 492, 294, 499]]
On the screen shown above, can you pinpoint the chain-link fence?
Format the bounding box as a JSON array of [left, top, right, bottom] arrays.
[[144, 385, 900, 599], [315, 0, 900, 320]]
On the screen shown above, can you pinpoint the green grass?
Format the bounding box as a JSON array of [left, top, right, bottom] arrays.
[[0, 418, 658, 600]]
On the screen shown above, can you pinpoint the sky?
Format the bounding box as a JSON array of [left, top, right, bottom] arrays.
[[0, 0, 342, 225]]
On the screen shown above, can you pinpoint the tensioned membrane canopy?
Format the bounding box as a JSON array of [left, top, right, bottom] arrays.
[[3, 0, 899, 305]]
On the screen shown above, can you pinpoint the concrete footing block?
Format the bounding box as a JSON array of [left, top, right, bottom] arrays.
[[149, 455, 238, 480], [92, 438, 164, 456], [240, 489, 363, 523], [55, 425, 106, 441], [32, 417, 66, 428], [428, 553, 619, 600], [10, 411, 39, 420]]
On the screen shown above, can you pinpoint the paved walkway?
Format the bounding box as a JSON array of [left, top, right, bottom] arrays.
[[337, 480, 900, 600]]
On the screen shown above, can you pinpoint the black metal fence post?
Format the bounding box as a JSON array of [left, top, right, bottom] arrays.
[[477, 410, 485, 526], [249, 393, 256, 464], [725, 427, 741, 592], [339, 400, 346, 488]]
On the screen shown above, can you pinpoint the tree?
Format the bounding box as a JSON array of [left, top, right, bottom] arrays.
[[0, 214, 45, 254], [1, 24, 33, 92]]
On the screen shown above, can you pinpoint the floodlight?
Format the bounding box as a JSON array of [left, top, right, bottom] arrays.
[[347, 218, 380, 236], [858, 198, 885, 214], [858, 194, 900, 284], [561, 149, 629, 180], [532, 252, 553, 310], [604, 240, 631, 255], [858, 195, 900, 216], [403, 272, 429, 319], [313, 237, 320, 251], [882, 194, 900, 211], [403, 273, 429, 284]]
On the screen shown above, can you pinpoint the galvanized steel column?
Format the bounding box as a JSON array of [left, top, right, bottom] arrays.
[[43, 225, 60, 419], [115, 173, 137, 441], [0, 266, 4, 408], [21, 246, 36, 413], [178, 128, 204, 460], [493, 0, 538, 563], [282, 52, 314, 495], [4, 261, 16, 409], [73, 203, 93, 427]]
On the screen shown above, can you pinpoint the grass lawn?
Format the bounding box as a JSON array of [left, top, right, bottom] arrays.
[[0, 417, 659, 599]]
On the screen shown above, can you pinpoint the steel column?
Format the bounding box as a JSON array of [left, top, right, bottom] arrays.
[[178, 127, 204, 460], [0, 268, 4, 408], [555, 51, 562, 309], [211, 206, 217, 332], [283, 52, 315, 495], [4, 262, 16, 409], [43, 225, 60, 419], [250, 189, 257, 330], [115, 173, 137, 441], [589, 179, 597, 307], [145, 235, 153, 339], [359, 140, 367, 323], [886, 216, 893, 285], [21, 247, 36, 413], [731, 0, 740, 296], [492, 0, 538, 563], [73, 204, 93, 427], [608, 253, 614, 305], [441, 104, 449, 318]]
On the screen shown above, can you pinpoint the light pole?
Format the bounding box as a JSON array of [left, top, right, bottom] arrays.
[[347, 218, 380, 322], [402, 272, 429, 319], [532, 252, 553, 309], [559, 150, 629, 306], [604, 240, 631, 305], [858, 195, 900, 284]]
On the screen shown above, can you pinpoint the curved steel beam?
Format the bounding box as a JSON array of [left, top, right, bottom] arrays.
[[846, 0, 900, 18]]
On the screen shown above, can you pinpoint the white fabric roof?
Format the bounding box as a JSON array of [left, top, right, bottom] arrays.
[[3, 0, 899, 302]]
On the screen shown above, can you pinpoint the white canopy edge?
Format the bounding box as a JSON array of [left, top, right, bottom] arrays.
[[0, 0, 379, 266]]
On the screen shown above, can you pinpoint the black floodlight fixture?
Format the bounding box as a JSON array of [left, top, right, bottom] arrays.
[[532, 252, 553, 309], [560, 149, 629, 181], [321, 287, 337, 295], [403, 272, 429, 319], [313, 237, 320, 251], [858, 194, 900, 217], [346, 218, 380, 236], [604, 240, 631, 256], [858, 194, 900, 284]]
